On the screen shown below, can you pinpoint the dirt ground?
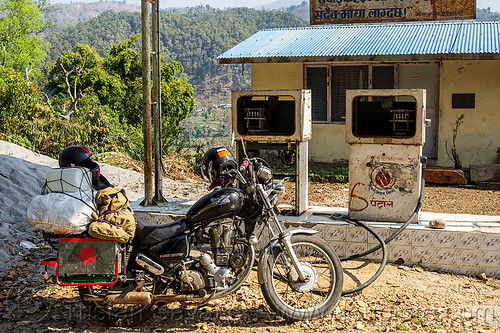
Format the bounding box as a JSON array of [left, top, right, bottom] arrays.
[[1, 256, 499, 333]]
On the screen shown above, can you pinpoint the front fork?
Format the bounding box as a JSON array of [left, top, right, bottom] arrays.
[[256, 184, 315, 282]]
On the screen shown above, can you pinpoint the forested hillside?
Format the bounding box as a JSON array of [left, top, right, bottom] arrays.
[[45, 8, 307, 88], [47, 1, 140, 30]]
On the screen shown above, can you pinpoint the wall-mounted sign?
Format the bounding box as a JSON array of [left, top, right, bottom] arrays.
[[310, 0, 476, 25], [452, 93, 475, 108]]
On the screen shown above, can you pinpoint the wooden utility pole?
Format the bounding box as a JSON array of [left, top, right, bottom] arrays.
[[141, 0, 153, 206], [152, 0, 166, 203]]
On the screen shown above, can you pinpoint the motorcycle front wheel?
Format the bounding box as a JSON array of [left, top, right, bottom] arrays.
[[78, 279, 160, 327], [259, 234, 343, 321]]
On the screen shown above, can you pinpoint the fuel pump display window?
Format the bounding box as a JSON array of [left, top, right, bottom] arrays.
[[351, 95, 417, 138], [236, 95, 296, 135]]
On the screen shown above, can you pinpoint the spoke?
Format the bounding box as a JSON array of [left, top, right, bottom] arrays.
[[304, 290, 317, 304], [294, 291, 304, 306], [316, 268, 332, 287], [274, 265, 287, 286], [311, 288, 328, 296], [268, 241, 338, 313], [284, 283, 290, 299], [273, 260, 290, 297]]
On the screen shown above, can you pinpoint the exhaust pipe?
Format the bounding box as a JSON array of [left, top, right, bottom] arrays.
[[104, 292, 152, 305], [83, 291, 213, 305]]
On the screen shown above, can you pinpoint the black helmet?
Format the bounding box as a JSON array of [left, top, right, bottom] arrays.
[[201, 146, 237, 184], [59, 145, 100, 177]]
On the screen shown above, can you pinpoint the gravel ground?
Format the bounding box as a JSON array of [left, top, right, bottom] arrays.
[[1, 259, 499, 332]]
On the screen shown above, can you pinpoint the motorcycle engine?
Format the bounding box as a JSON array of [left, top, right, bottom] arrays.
[[179, 269, 205, 292], [210, 226, 232, 266]]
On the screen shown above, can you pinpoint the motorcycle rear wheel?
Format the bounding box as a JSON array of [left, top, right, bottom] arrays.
[[78, 280, 159, 327], [259, 234, 343, 321]]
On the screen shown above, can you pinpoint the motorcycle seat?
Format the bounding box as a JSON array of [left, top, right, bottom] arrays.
[[134, 216, 187, 246]]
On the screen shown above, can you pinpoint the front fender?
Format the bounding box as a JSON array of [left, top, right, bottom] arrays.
[[279, 227, 318, 239], [257, 228, 318, 285]]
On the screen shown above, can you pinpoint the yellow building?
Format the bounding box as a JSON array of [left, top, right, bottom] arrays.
[[218, 21, 500, 168]]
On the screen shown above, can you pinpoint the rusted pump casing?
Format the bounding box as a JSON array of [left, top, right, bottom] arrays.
[[346, 89, 426, 223]]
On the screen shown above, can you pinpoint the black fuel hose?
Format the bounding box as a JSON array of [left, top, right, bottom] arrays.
[[340, 217, 388, 295], [337, 156, 427, 295]]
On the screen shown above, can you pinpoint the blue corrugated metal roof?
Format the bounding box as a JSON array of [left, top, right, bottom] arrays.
[[218, 21, 500, 62]]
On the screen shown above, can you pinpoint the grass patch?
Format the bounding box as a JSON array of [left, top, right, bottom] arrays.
[[309, 167, 349, 183], [410, 315, 423, 326], [396, 323, 409, 331]]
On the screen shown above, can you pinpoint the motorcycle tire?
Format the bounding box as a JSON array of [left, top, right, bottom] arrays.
[[259, 234, 343, 321], [78, 281, 159, 327]]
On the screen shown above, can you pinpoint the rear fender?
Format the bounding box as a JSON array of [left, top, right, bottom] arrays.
[[257, 228, 318, 284]]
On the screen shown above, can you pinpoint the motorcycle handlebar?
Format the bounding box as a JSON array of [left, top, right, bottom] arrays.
[[225, 169, 248, 185]]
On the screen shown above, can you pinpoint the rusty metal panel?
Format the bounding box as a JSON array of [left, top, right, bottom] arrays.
[[348, 144, 423, 223], [310, 0, 475, 25]]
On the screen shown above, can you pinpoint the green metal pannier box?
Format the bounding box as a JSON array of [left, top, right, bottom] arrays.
[[58, 238, 120, 276]]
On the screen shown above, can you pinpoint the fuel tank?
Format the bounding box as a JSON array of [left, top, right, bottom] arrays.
[[186, 188, 245, 224]]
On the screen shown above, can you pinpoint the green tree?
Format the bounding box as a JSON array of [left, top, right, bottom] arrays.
[[0, 66, 46, 145], [0, 0, 52, 76], [0, 65, 123, 158], [44, 37, 194, 155], [44, 44, 101, 118], [161, 61, 194, 149]]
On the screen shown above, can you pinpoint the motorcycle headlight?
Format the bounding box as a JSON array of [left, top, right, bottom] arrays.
[[257, 165, 272, 184], [267, 181, 285, 206]]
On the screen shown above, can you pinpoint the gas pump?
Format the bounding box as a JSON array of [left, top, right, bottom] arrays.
[[346, 89, 426, 223], [231, 90, 312, 215]]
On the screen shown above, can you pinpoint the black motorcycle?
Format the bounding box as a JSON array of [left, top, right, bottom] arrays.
[[40, 143, 343, 326]]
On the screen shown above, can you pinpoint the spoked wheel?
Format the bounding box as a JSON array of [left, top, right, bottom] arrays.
[[259, 234, 343, 321], [78, 280, 160, 327]]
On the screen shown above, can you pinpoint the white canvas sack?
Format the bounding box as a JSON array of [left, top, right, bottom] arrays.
[[26, 191, 95, 235]]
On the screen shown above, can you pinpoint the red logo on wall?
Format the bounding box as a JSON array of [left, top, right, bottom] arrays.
[[79, 247, 96, 265], [375, 169, 392, 188]]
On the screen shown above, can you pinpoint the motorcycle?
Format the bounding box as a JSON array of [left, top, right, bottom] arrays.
[[40, 142, 343, 326]]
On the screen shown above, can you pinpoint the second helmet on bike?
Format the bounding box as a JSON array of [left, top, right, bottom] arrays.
[[201, 146, 237, 184], [59, 145, 99, 173]]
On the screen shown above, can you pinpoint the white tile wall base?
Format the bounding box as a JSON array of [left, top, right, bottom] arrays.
[[133, 200, 499, 279], [281, 206, 500, 279]]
